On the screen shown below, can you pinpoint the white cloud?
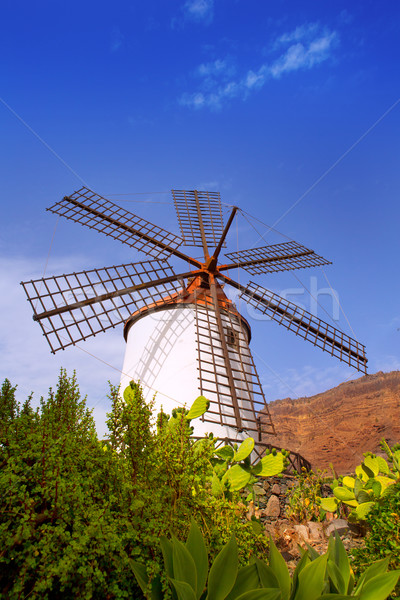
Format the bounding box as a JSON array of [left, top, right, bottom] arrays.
[[183, 0, 214, 24], [179, 23, 338, 109], [0, 256, 125, 438]]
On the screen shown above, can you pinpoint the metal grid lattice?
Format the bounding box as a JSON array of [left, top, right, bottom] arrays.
[[194, 295, 275, 437], [172, 189, 225, 248], [224, 241, 331, 275], [21, 260, 181, 353], [47, 187, 183, 260], [242, 281, 368, 374]]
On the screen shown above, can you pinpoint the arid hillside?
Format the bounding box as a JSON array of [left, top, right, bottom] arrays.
[[262, 371, 400, 475]]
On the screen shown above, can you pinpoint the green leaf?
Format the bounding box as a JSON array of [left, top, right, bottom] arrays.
[[356, 490, 373, 504], [354, 477, 363, 497], [160, 536, 174, 578], [207, 535, 238, 600], [376, 456, 390, 474], [342, 476, 355, 489], [211, 472, 225, 497], [357, 571, 400, 600], [252, 453, 284, 477], [169, 579, 197, 600], [319, 497, 338, 513], [333, 487, 355, 502], [291, 550, 311, 596], [225, 564, 261, 600], [355, 465, 369, 482], [363, 456, 380, 477], [172, 535, 197, 593], [215, 445, 235, 461], [130, 560, 149, 596], [233, 438, 255, 462], [375, 475, 396, 493], [254, 558, 279, 589], [222, 464, 252, 491], [327, 533, 351, 593], [354, 556, 391, 595], [268, 538, 291, 600], [235, 591, 281, 600], [296, 554, 328, 600], [186, 396, 209, 420], [316, 595, 354, 599], [186, 519, 208, 600], [327, 560, 345, 594], [123, 384, 136, 403], [355, 501, 375, 519]]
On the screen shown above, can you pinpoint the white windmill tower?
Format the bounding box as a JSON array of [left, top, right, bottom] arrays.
[[22, 187, 367, 448]]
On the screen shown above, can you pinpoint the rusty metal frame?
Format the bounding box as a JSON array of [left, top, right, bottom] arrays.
[[222, 241, 331, 275], [172, 189, 225, 250]]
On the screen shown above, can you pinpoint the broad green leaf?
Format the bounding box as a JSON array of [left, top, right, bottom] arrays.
[[363, 456, 380, 477], [186, 519, 208, 600], [233, 438, 255, 462], [375, 475, 396, 492], [222, 464, 252, 491], [214, 445, 235, 461], [376, 456, 390, 474], [333, 487, 355, 502], [169, 578, 197, 600], [342, 499, 358, 508], [123, 384, 136, 403], [211, 472, 225, 497], [316, 595, 354, 599], [297, 554, 328, 600], [364, 478, 382, 497], [268, 538, 290, 600], [342, 476, 355, 489], [252, 453, 284, 477], [254, 558, 279, 589], [355, 501, 375, 519], [357, 490, 373, 504], [130, 560, 149, 595], [328, 533, 351, 593], [235, 591, 281, 600], [327, 559, 345, 594], [354, 478, 363, 497], [207, 535, 238, 600], [354, 556, 391, 595], [172, 535, 197, 593], [186, 396, 209, 420], [319, 497, 338, 513], [357, 571, 400, 600], [225, 564, 261, 600], [291, 551, 311, 598], [355, 465, 369, 482], [160, 536, 174, 578]]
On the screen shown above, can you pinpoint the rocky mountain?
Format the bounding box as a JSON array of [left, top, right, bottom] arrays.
[[262, 371, 400, 475]]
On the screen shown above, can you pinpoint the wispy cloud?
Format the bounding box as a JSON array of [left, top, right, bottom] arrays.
[[179, 23, 338, 109], [183, 0, 214, 24]]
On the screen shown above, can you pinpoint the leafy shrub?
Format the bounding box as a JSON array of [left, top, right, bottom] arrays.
[[285, 468, 330, 523], [0, 372, 268, 599], [133, 520, 400, 600], [351, 482, 400, 600]]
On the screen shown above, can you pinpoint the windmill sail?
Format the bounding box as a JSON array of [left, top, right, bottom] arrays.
[[238, 281, 367, 373], [21, 260, 186, 353], [48, 187, 183, 260], [223, 241, 331, 275], [172, 189, 225, 249], [194, 279, 275, 438]]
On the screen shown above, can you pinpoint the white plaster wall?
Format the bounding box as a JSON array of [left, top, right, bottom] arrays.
[[120, 304, 254, 441]]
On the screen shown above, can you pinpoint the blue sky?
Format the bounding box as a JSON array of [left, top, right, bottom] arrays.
[[1, 0, 399, 436]]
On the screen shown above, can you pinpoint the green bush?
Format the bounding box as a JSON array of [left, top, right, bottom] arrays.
[[351, 482, 400, 600], [285, 468, 330, 523], [0, 372, 268, 599]]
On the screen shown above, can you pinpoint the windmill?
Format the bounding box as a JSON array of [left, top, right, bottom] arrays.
[[21, 187, 367, 447]]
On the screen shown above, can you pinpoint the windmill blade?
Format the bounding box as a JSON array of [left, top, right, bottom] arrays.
[[21, 260, 189, 353], [172, 189, 225, 251], [237, 280, 367, 374], [193, 280, 275, 438], [222, 241, 331, 275], [47, 187, 185, 261]]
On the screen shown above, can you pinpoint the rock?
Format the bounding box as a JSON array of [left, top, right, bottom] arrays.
[[294, 524, 310, 543], [271, 483, 281, 495], [325, 519, 349, 537], [265, 494, 280, 517], [260, 371, 400, 474], [263, 481, 271, 491], [307, 521, 325, 542], [253, 485, 266, 496]]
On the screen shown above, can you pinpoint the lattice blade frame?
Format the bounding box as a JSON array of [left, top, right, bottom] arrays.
[[172, 189, 225, 248], [21, 260, 182, 353], [48, 187, 183, 259], [194, 293, 275, 437], [241, 281, 368, 373], [224, 241, 331, 275]]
